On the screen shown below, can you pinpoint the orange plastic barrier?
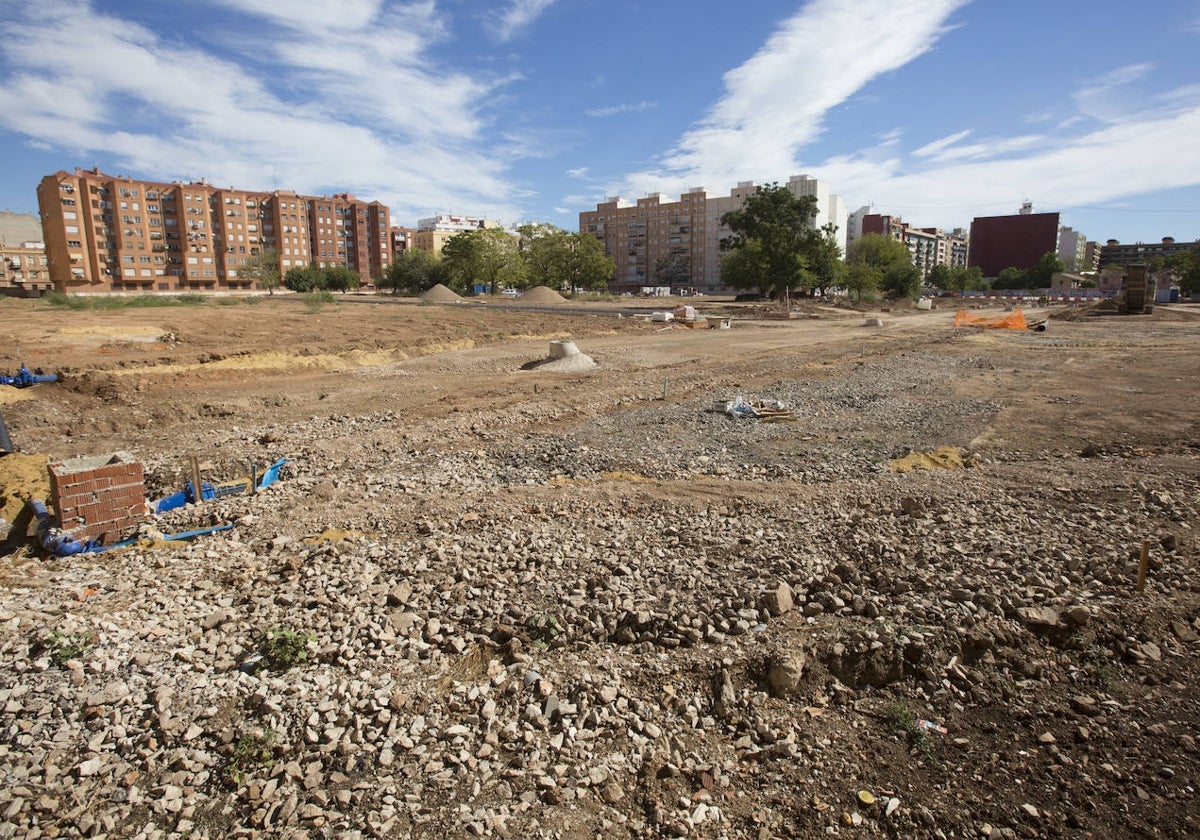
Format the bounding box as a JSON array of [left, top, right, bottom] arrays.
[[954, 309, 1028, 330]]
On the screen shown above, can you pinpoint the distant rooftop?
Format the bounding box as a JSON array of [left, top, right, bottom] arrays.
[[0, 211, 42, 246]]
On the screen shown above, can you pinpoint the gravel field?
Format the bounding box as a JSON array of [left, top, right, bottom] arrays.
[[0, 296, 1198, 839]]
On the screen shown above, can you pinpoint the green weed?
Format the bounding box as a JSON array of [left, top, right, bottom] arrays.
[[226, 729, 279, 783], [882, 702, 931, 754], [525, 613, 562, 649], [257, 625, 314, 671], [45, 630, 92, 666]]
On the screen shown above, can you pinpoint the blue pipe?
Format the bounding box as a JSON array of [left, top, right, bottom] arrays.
[[26, 499, 234, 556], [26, 499, 95, 557], [1, 365, 58, 388], [153, 458, 287, 513]]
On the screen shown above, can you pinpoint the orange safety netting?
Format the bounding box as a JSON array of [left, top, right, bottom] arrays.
[[954, 309, 1028, 330]]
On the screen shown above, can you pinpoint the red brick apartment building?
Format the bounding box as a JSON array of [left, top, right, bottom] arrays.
[[37, 168, 390, 293]]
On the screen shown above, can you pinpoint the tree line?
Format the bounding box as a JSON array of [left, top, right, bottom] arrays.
[[235, 186, 1200, 299], [718, 182, 985, 301], [380, 224, 615, 296]]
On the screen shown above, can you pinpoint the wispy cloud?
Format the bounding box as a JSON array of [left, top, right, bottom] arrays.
[[614, 0, 970, 198], [0, 0, 522, 223], [1073, 63, 1154, 122], [913, 130, 972, 158], [814, 92, 1200, 234], [585, 101, 657, 118], [912, 132, 1045, 165], [566, 167, 589, 178], [493, 0, 557, 42]]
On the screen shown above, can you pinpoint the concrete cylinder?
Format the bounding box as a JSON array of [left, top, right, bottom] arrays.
[[548, 340, 580, 359]]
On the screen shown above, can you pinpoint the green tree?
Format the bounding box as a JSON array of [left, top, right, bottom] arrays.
[[842, 261, 880, 303], [721, 183, 819, 297], [718, 239, 770, 295], [883, 262, 921, 299], [994, 266, 1029, 289], [323, 266, 360, 293], [808, 223, 844, 297], [846, 234, 916, 299], [1167, 243, 1200, 294], [518, 223, 566, 289], [560, 232, 615, 291], [284, 266, 323, 293], [1028, 251, 1065, 288], [239, 250, 280, 295], [927, 264, 952, 290], [382, 249, 442, 295], [441, 228, 524, 295]]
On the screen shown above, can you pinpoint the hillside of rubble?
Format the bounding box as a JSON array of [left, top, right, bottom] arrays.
[[0, 294, 1198, 839]]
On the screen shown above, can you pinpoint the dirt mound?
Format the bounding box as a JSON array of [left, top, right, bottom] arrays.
[[520, 285, 567, 304], [888, 446, 967, 472], [420, 283, 463, 303], [0, 452, 50, 525]]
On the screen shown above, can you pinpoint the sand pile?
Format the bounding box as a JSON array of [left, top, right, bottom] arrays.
[[520, 286, 567, 304], [888, 446, 967, 472], [0, 453, 50, 526], [420, 284, 463, 303]]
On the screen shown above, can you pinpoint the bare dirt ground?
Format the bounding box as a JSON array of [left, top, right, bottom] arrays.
[[1, 293, 1199, 839]]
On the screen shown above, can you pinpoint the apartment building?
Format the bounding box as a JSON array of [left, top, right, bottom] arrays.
[[391, 226, 416, 256], [0, 211, 49, 296], [414, 214, 503, 255], [917, 227, 969, 271], [580, 175, 845, 293], [1056, 226, 1088, 272], [1099, 237, 1195, 268], [309, 193, 390, 280], [37, 168, 389, 293]]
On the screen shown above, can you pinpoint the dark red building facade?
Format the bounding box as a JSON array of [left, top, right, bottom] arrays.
[[968, 211, 1059, 278]]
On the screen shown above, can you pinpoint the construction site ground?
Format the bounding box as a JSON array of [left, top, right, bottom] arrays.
[[1, 292, 1199, 839]]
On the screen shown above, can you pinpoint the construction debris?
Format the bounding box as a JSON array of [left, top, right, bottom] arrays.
[[724, 396, 795, 422], [954, 309, 1028, 330]]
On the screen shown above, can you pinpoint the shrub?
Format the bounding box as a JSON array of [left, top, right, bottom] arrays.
[[44, 630, 92, 666], [226, 729, 279, 783], [257, 625, 313, 670]]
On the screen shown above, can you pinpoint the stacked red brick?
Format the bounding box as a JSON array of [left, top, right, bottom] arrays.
[[48, 453, 148, 545]]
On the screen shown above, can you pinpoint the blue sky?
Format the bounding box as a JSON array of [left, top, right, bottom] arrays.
[[1, 0, 1198, 246]]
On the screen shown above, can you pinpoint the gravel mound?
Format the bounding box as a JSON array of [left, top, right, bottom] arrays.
[[520, 285, 567, 303], [1, 317, 1198, 839], [419, 283, 462, 303]]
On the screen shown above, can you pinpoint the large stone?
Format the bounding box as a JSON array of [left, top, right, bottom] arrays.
[[763, 582, 794, 617], [766, 652, 806, 697]]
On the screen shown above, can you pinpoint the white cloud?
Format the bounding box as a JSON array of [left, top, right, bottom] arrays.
[[493, 0, 557, 42], [1073, 63, 1154, 123], [912, 133, 1045, 165], [913, 130, 972, 158], [208, 0, 393, 32], [0, 0, 519, 224], [612, 0, 969, 200], [813, 98, 1200, 232], [565, 167, 589, 178], [585, 101, 658, 118]]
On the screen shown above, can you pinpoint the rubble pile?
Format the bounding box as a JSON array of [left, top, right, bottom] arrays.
[[0, 329, 1198, 839]]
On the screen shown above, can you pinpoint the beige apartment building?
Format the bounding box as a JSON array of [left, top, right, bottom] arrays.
[[579, 175, 845, 293], [0, 211, 50, 296], [414, 214, 503, 256], [36, 168, 389, 293]]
